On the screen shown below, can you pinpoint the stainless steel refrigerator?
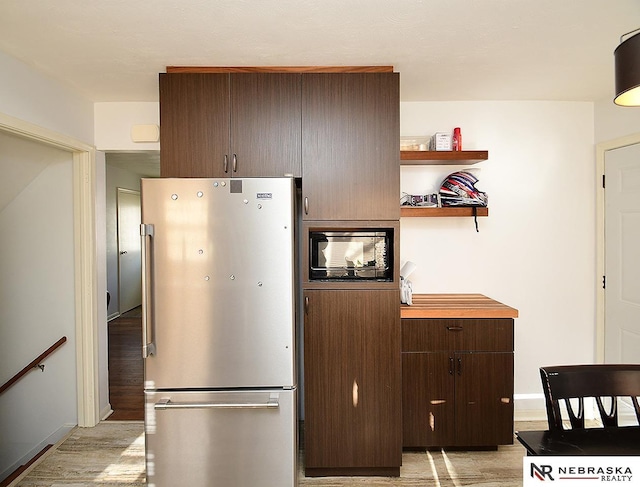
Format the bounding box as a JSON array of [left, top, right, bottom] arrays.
[[140, 177, 297, 487]]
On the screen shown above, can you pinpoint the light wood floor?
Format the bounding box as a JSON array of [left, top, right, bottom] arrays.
[[13, 421, 546, 486], [87, 310, 537, 486]]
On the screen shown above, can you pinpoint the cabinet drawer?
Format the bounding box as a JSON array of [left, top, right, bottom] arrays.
[[401, 318, 513, 352]]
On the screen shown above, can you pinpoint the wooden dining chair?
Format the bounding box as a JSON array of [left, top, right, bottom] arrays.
[[540, 364, 640, 431]]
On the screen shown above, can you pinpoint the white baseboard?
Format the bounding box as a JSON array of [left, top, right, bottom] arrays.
[[514, 409, 549, 422], [1, 423, 75, 485], [100, 403, 114, 420], [514, 393, 547, 421], [513, 393, 625, 423], [107, 312, 120, 322]]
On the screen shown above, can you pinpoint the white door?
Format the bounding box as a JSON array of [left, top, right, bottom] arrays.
[[604, 144, 640, 364], [117, 188, 142, 313]]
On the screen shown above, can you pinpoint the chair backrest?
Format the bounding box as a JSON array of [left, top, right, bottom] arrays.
[[540, 364, 640, 431]]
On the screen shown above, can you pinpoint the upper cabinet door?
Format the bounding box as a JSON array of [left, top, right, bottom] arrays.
[[302, 73, 400, 221], [159, 73, 229, 177], [159, 72, 302, 178], [230, 73, 302, 178]]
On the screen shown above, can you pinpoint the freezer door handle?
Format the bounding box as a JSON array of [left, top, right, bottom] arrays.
[[140, 223, 156, 357], [154, 394, 280, 410]]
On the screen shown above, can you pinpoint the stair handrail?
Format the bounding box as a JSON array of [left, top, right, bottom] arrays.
[[0, 336, 67, 395]]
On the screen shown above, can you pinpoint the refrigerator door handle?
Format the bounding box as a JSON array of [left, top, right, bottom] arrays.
[[154, 394, 280, 410], [140, 223, 156, 357]]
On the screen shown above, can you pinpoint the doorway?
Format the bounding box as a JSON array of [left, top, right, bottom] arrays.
[[596, 133, 640, 365], [0, 113, 99, 428], [603, 143, 640, 363], [105, 152, 158, 319], [117, 188, 142, 314], [105, 152, 159, 420]]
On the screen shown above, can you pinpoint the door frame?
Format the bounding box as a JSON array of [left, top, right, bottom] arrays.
[[116, 187, 142, 314], [595, 132, 640, 363], [0, 112, 100, 427]]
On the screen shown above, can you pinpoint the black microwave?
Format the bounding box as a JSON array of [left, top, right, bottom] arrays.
[[308, 229, 394, 281]]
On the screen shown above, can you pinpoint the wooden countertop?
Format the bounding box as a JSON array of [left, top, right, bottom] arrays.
[[401, 293, 519, 319]]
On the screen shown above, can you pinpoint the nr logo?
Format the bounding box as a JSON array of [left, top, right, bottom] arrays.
[[531, 463, 554, 481]]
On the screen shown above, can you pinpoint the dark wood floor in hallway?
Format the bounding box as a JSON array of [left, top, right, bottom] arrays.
[[107, 307, 144, 421]]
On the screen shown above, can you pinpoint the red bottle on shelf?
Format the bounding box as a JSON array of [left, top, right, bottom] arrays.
[[452, 127, 462, 151]]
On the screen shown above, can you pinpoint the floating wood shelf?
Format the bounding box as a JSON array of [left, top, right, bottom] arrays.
[[400, 206, 489, 217], [400, 150, 488, 165]]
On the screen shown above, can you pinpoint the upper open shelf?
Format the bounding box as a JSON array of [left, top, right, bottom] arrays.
[[400, 150, 488, 165], [400, 206, 488, 217]]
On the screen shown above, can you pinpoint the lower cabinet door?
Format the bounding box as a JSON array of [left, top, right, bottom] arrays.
[[402, 351, 514, 448], [402, 352, 455, 447], [304, 289, 401, 473], [144, 389, 297, 487], [454, 352, 514, 446]]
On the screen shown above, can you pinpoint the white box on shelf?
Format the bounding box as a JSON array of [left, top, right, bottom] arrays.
[[431, 132, 452, 151]]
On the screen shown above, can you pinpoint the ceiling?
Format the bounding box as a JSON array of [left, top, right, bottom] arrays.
[[1, 0, 638, 104]]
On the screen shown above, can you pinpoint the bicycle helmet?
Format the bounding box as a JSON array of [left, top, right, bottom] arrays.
[[439, 171, 487, 207]]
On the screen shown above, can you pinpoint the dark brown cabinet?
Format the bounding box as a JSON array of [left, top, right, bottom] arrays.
[[159, 72, 301, 178], [301, 71, 401, 475], [301, 73, 399, 221], [401, 318, 514, 448], [304, 289, 402, 476], [158, 68, 403, 476]]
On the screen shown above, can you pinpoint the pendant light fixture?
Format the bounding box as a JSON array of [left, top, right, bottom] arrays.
[[614, 28, 640, 106]]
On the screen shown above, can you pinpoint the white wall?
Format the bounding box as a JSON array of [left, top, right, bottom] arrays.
[[400, 101, 596, 416], [95, 102, 159, 151], [0, 134, 77, 480], [594, 98, 640, 143], [0, 51, 93, 144], [0, 51, 104, 476]]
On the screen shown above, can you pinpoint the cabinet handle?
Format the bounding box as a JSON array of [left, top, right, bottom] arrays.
[[304, 197, 309, 215], [457, 357, 462, 376], [304, 296, 309, 314], [447, 326, 463, 332], [232, 154, 237, 173], [449, 357, 454, 375], [223, 155, 229, 173]]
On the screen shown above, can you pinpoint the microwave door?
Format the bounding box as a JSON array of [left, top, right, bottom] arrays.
[[309, 230, 393, 281]]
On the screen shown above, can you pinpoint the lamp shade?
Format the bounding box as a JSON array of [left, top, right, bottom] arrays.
[[614, 30, 640, 106]]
